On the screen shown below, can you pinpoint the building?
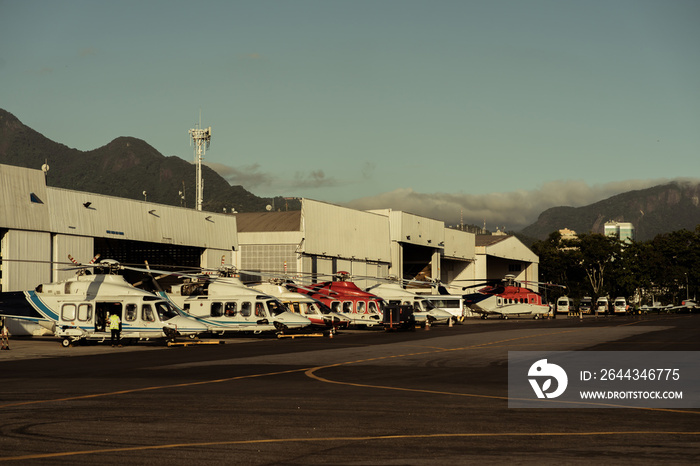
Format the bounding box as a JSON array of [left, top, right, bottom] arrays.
[[0, 164, 238, 334], [233, 200, 476, 291], [604, 221, 635, 243], [558, 228, 577, 241], [468, 234, 541, 291], [1, 163, 543, 332]]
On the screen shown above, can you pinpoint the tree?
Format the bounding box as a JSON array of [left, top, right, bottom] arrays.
[[572, 233, 622, 299]]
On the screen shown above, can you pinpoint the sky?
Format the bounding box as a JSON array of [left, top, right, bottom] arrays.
[[2, 0, 699, 230]]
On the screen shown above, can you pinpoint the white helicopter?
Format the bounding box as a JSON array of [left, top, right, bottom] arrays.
[[251, 279, 351, 329], [149, 266, 313, 335], [0, 258, 208, 347], [365, 281, 455, 325]]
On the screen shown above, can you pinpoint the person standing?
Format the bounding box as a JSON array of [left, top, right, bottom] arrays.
[[109, 312, 122, 347]]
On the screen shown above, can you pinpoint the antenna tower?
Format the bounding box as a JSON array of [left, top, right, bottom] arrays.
[[189, 117, 212, 211]]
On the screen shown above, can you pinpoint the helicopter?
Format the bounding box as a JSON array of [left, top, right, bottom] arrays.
[[147, 265, 313, 335], [285, 272, 385, 328], [0, 258, 209, 347], [460, 274, 558, 319], [364, 281, 454, 325], [251, 279, 351, 329]]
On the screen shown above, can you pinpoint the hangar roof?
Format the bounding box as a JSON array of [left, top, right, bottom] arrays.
[[476, 234, 537, 262], [235, 211, 302, 232], [475, 235, 511, 247]]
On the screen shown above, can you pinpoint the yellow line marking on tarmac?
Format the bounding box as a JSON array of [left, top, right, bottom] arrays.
[[0, 328, 576, 409], [2, 431, 699, 461]]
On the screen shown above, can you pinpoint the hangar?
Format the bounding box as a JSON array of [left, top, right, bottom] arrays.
[[1, 163, 541, 334], [470, 233, 540, 286], [233, 199, 476, 290], [0, 164, 238, 333]]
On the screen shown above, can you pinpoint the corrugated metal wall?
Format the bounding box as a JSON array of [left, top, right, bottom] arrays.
[[46, 188, 238, 250], [53, 234, 94, 282], [443, 229, 475, 260], [389, 210, 444, 247], [201, 248, 233, 269], [0, 165, 50, 231], [1, 230, 51, 291], [302, 199, 390, 262]]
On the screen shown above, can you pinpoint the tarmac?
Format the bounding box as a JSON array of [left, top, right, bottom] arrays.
[[1, 313, 699, 464]]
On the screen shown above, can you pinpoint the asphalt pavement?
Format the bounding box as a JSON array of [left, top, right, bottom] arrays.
[[1, 313, 699, 464]]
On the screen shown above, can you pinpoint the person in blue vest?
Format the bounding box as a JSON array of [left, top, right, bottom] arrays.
[[109, 312, 122, 347]]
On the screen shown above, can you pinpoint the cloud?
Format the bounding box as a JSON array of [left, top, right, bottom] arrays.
[[342, 179, 694, 230], [205, 162, 273, 189], [291, 170, 337, 189], [206, 163, 337, 191]]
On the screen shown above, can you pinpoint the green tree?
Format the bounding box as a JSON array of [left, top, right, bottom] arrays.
[[572, 233, 622, 299]]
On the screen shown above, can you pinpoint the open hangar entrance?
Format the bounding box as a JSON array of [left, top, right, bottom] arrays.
[[93, 238, 205, 292], [400, 242, 438, 282]]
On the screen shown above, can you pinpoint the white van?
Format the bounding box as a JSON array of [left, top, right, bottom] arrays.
[[613, 297, 628, 315], [595, 297, 609, 313], [556, 297, 574, 314]]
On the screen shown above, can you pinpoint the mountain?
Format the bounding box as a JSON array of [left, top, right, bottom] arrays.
[[520, 182, 700, 241], [3, 108, 699, 242], [0, 109, 298, 213]]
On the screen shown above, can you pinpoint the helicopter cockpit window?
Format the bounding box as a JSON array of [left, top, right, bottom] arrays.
[[342, 301, 353, 314], [61, 304, 76, 321], [377, 300, 386, 312], [125, 304, 137, 322], [368, 301, 380, 315], [225, 302, 237, 317], [240, 302, 252, 317], [211, 302, 223, 317], [423, 300, 436, 310], [255, 302, 267, 317], [306, 303, 320, 315], [142, 304, 156, 322], [156, 302, 178, 321], [317, 301, 332, 314], [413, 301, 423, 311], [357, 301, 366, 314], [266, 300, 286, 316]]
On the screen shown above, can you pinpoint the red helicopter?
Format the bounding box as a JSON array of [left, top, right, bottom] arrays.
[[461, 274, 562, 320], [286, 272, 385, 328]]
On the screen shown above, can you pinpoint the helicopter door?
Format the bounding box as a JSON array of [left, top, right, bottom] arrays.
[[95, 302, 122, 332]]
